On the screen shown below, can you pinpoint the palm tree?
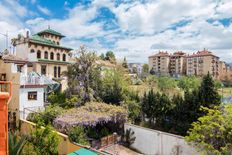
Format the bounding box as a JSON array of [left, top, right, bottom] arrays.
[[8, 132, 27, 155]]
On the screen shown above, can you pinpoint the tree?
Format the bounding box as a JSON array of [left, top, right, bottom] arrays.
[[99, 53, 105, 60], [158, 76, 177, 92], [9, 132, 27, 155], [142, 64, 149, 74], [186, 105, 232, 155], [29, 125, 59, 155], [100, 67, 128, 105], [122, 57, 128, 68], [198, 73, 221, 107], [105, 51, 116, 63], [177, 76, 200, 92], [68, 126, 89, 145], [65, 46, 99, 104]]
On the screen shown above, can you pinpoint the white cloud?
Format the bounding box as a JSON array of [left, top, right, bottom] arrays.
[[37, 5, 52, 16]]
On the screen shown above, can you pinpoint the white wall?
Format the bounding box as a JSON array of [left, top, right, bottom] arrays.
[[124, 124, 200, 155], [19, 87, 44, 119]]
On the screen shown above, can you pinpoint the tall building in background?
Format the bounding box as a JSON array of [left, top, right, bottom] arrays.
[[169, 51, 186, 77], [186, 49, 219, 79], [148, 51, 170, 76], [11, 28, 72, 90], [219, 61, 232, 82]]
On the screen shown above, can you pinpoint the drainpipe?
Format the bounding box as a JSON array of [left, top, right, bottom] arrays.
[[0, 81, 12, 155]]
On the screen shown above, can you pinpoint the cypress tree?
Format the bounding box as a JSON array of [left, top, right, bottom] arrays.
[[198, 72, 221, 107]]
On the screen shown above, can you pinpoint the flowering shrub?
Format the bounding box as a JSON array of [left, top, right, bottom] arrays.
[[54, 102, 127, 132]]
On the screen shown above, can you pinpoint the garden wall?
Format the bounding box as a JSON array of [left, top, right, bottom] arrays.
[[124, 123, 200, 155], [20, 119, 85, 155]]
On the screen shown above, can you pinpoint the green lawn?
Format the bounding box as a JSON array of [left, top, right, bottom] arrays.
[[218, 87, 232, 97]]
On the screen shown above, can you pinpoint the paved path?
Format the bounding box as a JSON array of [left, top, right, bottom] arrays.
[[100, 144, 142, 155]]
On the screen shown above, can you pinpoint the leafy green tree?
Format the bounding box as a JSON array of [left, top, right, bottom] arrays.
[[198, 72, 221, 107], [99, 53, 105, 60], [29, 125, 59, 155], [142, 64, 149, 74], [141, 64, 149, 79], [122, 57, 128, 68], [68, 126, 89, 145], [177, 76, 200, 92], [105, 51, 116, 63], [100, 68, 128, 105], [186, 105, 232, 155], [158, 76, 177, 92], [9, 132, 27, 155]]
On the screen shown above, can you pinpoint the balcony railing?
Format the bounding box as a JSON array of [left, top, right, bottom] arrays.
[[20, 74, 44, 85]]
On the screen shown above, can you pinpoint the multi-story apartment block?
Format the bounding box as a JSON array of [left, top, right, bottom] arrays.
[[169, 51, 186, 76], [219, 61, 232, 82], [12, 28, 72, 90], [148, 51, 170, 75], [186, 49, 219, 79]]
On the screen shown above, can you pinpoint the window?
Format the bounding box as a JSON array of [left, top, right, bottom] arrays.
[[62, 54, 66, 61], [57, 42, 59, 45], [50, 52, 54, 60], [37, 50, 41, 58], [28, 91, 37, 100], [57, 53, 60, 61], [44, 51, 48, 59], [58, 66, 61, 77], [30, 49, 35, 53], [54, 66, 57, 78], [41, 65, 46, 75], [17, 65, 23, 72]]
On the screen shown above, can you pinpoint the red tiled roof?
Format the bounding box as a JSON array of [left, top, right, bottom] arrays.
[[172, 51, 186, 56], [149, 51, 170, 58], [187, 49, 218, 58]]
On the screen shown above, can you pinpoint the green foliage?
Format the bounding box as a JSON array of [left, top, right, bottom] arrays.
[[68, 126, 89, 145], [141, 64, 149, 79], [100, 68, 128, 105], [145, 75, 158, 87], [9, 132, 27, 155], [122, 128, 136, 147], [29, 125, 59, 155], [27, 105, 63, 125], [65, 46, 99, 104], [186, 105, 232, 154], [142, 89, 171, 126], [158, 76, 177, 91], [177, 76, 200, 92], [124, 99, 141, 124], [105, 51, 116, 63], [198, 72, 221, 107], [48, 92, 78, 108]]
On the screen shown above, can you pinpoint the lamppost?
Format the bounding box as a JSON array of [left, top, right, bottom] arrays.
[[0, 31, 8, 51]]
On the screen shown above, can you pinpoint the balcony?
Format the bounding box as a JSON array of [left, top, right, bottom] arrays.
[[20, 73, 44, 85]]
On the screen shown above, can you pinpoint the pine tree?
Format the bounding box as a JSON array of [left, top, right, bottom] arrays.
[[198, 72, 221, 107]]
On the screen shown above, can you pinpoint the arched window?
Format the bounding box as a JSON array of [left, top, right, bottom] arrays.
[[57, 53, 60, 61], [37, 50, 41, 59], [50, 52, 54, 60], [44, 51, 48, 59], [54, 66, 57, 78], [62, 54, 66, 61], [30, 49, 35, 53], [58, 66, 61, 78]]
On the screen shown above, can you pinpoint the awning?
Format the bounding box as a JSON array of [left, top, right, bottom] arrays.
[[68, 148, 99, 155]]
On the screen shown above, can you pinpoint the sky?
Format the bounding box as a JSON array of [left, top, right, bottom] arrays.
[[1, 0, 232, 63]]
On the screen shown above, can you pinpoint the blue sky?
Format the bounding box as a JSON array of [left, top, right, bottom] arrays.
[[1, 0, 232, 63]]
